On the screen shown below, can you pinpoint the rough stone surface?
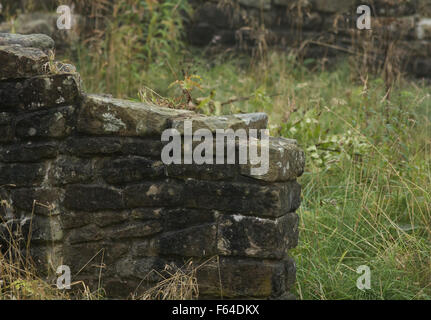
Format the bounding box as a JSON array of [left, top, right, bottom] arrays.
[[77, 94, 193, 137], [0, 45, 48, 80], [171, 112, 268, 134], [239, 136, 306, 182], [15, 106, 76, 139], [0, 33, 305, 299], [0, 74, 81, 111], [0, 112, 15, 143], [0, 33, 55, 50]]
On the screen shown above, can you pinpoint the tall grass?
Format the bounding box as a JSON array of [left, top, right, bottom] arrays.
[[69, 0, 191, 98]]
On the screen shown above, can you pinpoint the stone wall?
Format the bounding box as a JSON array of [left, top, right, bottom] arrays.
[[0, 33, 305, 299], [189, 0, 431, 77]]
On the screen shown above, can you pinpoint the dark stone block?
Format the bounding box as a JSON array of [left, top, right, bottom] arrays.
[[281, 211, 299, 249], [64, 137, 123, 156], [165, 163, 239, 181], [29, 244, 63, 275], [121, 138, 164, 158], [63, 137, 163, 158], [0, 112, 14, 143], [197, 257, 287, 299], [9, 187, 63, 216], [65, 224, 103, 244], [155, 223, 217, 257], [63, 241, 129, 275], [101, 156, 165, 185], [60, 211, 91, 230], [160, 208, 216, 231], [123, 180, 185, 208], [16, 106, 76, 139], [0, 74, 81, 111], [77, 94, 192, 137], [61, 210, 128, 230], [0, 163, 47, 187], [31, 215, 63, 243], [64, 185, 124, 211], [0, 45, 48, 80], [184, 179, 301, 217], [106, 221, 163, 240], [0, 142, 58, 162], [284, 256, 296, 292], [48, 156, 96, 186], [115, 256, 182, 282], [217, 214, 287, 259]]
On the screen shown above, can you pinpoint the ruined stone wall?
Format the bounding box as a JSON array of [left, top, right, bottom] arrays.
[[189, 0, 431, 77], [0, 33, 305, 299]]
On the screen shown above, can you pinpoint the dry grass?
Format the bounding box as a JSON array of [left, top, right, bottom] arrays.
[[136, 257, 220, 300], [0, 200, 68, 300]]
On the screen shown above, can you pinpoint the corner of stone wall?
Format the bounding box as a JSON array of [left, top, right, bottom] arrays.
[[0, 33, 305, 299]]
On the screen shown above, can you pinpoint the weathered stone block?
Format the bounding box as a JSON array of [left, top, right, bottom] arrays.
[[15, 106, 76, 139], [65, 224, 104, 244], [29, 244, 63, 275], [64, 137, 123, 156], [123, 180, 185, 208], [217, 214, 287, 259], [0, 163, 47, 187], [115, 256, 176, 281], [62, 241, 129, 276], [0, 45, 49, 80], [0, 142, 58, 162], [0, 74, 81, 111], [101, 157, 165, 185], [63, 136, 164, 158], [165, 163, 240, 181], [171, 112, 268, 134], [63, 185, 124, 211], [0, 112, 15, 143], [184, 179, 301, 217], [0, 33, 55, 50], [154, 224, 217, 257], [9, 187, 64, 216], [197, 257, 290, 299], [160, 208, 216, 231], [31, 215, 63, 243], [77, 94, 193, 137], [48, 157, 96, 186], [106, 221, 163, 240], [239, 136, 305, 182], [61, 210, 129, 230]]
